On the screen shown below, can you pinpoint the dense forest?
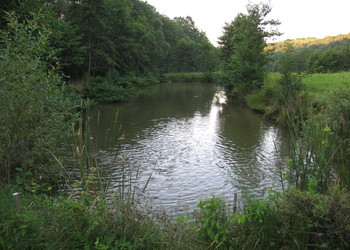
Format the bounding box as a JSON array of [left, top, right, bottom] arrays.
[[0, 0, 219, 102], [267, 33, 350, 73]]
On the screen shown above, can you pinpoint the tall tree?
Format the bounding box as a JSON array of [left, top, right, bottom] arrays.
[[219, 3, 280, 95], [68, 0, 109, 76]]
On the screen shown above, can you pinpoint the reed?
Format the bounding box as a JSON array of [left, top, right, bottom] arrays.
[[276, 72, 348, 193]]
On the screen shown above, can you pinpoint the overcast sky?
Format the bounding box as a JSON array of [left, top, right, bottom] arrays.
[[143, 0, 350, 46]]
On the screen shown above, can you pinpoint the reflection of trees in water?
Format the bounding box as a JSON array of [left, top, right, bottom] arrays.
[[87, 83, 289, 211], [218, 98, 288, 194], [88, 82, 219, 148]]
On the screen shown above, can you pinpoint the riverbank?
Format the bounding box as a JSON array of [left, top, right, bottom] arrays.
[[246, 71, 350, 120], [246, 71, 350, 190], [70, 72, 220, 104], [2, 185, 350, 249], [162, 72, 221, 83]]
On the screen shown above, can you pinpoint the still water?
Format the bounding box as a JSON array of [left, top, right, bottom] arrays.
[[88, 82, 288, 213]]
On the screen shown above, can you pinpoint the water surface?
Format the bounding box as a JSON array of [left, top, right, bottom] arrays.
[[89, 82, 288, 213]]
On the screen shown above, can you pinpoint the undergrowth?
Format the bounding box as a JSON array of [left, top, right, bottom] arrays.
[[2, 188, 350, 249]]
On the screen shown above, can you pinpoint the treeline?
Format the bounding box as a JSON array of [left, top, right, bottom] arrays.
[[267, 34, 350, 73], [1, 0, 219, 102], [268, 33, 350, 52]]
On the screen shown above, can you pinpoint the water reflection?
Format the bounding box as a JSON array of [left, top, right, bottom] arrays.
[[89, 83, 288, 213]]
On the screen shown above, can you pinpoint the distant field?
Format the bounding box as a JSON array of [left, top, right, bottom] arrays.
[[265, 72, 350, 102], [164, 72, 350, 96], [302, 72, 350, 94], [247, 71, 350, 112]]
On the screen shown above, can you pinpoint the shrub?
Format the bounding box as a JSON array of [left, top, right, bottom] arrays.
[[83, 76, 136, 103], [245, 74, 279, 115], [0, 14, 76, 187]]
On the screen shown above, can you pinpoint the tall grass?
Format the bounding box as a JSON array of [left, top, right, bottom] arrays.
[[275, 72, 350, 193]]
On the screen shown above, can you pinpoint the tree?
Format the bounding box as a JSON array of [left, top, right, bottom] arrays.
[[68, 0, 110, 76], [165, 16, 218, 73], [341, 44, 350, 71], [219, 3, 280, 95]]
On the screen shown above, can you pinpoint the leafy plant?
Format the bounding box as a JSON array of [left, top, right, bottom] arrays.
[[0, 13, 77, 187], [197, 197, 231, 248]]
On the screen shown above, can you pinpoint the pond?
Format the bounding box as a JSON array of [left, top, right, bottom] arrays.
[[88, 82, 289, 214]]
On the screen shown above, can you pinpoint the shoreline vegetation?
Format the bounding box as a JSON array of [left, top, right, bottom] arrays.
[[2, 70, 350, 249], [1, 0, 350, 249]]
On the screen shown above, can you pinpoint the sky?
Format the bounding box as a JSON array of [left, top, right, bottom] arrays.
[[143, 0, 350, 46]]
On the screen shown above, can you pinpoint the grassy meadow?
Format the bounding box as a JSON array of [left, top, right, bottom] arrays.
[[247, 71, 350, 114], [302, 72, 350, 102]]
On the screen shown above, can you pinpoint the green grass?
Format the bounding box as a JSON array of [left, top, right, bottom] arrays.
[[247, 71, 350, 114], [266, 71, 350, 94], [302, 72, 350, 102], [303, 72, 350, 93]]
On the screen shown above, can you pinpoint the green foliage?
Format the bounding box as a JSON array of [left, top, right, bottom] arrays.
[[249, 47, 350, 193], [268, 33, 350, 53], [66, 0, 218, 79], [275, 55, 349, 193], [230, 190, 350, 249], [83, 76, 137, 103], [0, 0, 85, 78], [308, 48, 345, 73], [83, 71, 161, 103], [219, 3, 281, 95], [166, 16, 219, 73], [0, 187, 205, 249], [2, 186, 350, 249], [245, 74, 279, 114], [0, 13, 76, 186], [163, 72, 221, 83], [323, 87, 350, 139], [1, 0, 219, 103], [287, 120, 340, 193], [318, 88, 350, 188], [197, 197, 231, 248], [273, 57, 337, 193], [246, 71, 350, 192], [267, 34, 350, 73]]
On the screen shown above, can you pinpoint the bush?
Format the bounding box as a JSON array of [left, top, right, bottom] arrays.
[[245, 74, 280, 115], [83, 76, 136, 103], [227, 190, 350, 249], [83, 71, 161, 103], [0, 14, 76, 187]]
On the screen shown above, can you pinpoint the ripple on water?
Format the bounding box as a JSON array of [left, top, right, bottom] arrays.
[[91, 85, 288, 213]]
